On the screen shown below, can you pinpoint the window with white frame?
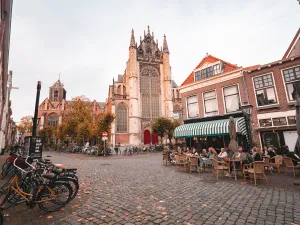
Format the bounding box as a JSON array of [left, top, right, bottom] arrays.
[[253, 74, 277, 106], [187, 96, 199, 118], [223, 85, 240, 113], [282, 66, 300, 101], [203, 90, 218, 116], [259, 116, 295, 127], [194, 64, 222, 81]]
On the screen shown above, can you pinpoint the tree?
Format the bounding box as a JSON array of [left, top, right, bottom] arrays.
[[152, 117, 173, 144], [63, 96, 93, 144], [17, 116, 33, 135], [166, 120, 181, 144], [93, 112, 115, 139], [38, 126, 56, 144]]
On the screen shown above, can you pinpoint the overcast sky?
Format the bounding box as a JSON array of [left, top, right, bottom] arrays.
[[9, 0, 300, 122]]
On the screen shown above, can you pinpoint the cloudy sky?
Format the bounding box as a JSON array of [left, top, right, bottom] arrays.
[[9, 0, 300, 122]]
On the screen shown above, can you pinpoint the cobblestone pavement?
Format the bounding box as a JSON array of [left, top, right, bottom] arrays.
[[1, 152, 300, 225]]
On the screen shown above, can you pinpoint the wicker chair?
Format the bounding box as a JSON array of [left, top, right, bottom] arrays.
[[243, 161, 269, 186], [269, 155, 283, 173], [283, 157, 300, 177], [189, 157, 200, 173], [212, 159, 230, 179]]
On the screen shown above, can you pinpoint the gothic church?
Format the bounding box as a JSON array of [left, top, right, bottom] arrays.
[[107, 27, 182, 146]]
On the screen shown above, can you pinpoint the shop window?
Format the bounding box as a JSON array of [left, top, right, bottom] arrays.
[[203, 90, 218, 116], [282, 66, 300, 101], [273, 117, 287, 126], [187, 95, 199, 118], [259, 118, 272, 127], [223, 85, 240, 113], [253, 74, 277, 106], [288, 116, 296, 125]]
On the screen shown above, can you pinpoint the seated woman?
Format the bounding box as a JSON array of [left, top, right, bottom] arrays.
[[201, 149, 208, 157], [218, 148, 228, 161], [200, 148, 217, 169]]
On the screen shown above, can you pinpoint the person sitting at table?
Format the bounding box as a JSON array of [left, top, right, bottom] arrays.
[[199, 147, 216, 170], [263, 146, 268, 157], [218, 148, 228, 161], [201, 149, 208, 158], [267, 147, 277, 161], [253, 148, 263, 161], [191, 147, 197, 155]]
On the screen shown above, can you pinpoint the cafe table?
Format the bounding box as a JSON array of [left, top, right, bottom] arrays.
[[229, 159, 242, 181]]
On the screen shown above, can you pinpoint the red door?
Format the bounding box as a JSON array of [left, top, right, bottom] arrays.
[[152, 133, 159, 144], [144, 130, 150, 144]]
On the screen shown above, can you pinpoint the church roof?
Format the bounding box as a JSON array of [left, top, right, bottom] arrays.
[[172, 80, 178, 88], [51, 79, 64, 88]]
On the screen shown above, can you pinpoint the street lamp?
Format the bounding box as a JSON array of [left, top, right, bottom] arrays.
[[240, 101, 253, 151]]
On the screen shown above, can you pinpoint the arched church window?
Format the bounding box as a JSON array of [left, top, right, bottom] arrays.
[[47, 113, 59, 127], [117, 85, 121, 95], [140, 66, 160, 118], [116, 103, 127, 132], [54, 90, 59, 102]]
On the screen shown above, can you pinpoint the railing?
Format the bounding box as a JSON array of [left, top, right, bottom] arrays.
[[172, 98, 182, 102]]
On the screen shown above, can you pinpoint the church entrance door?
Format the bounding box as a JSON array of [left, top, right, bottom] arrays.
[[152, 133, 159, 144], [144, 130, 150, 144]]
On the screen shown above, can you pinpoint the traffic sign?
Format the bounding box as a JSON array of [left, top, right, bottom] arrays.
[[102, 131, 108, 137], [102, 137, 108, 141]]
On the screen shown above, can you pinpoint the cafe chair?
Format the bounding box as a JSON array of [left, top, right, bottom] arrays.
[[243, 161, 269, 186]]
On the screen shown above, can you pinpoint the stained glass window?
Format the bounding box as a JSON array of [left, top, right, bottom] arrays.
[[140, 66, 160, 118], [116, 103, 127, 132], [47, 113, 58, 127]]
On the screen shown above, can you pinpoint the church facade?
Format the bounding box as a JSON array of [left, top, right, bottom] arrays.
[[106, 27, 182, 146], [37, 79, 105, 145]]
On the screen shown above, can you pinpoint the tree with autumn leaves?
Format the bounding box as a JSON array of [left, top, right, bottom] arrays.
[[37, 95, 115, 146], [152, 117, 180, 144], [17, 116, 33, 136]]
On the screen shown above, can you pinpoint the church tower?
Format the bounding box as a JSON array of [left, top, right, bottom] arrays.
[[49, 79, 67, 103], [126, 26, 173, 145]]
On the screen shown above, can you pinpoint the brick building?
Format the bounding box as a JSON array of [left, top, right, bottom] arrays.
[[0, 0, 13, 149], [244, 28, 300, 151], [37, 79, 106, 146], [175, 54, 249, 150], [106, 27, 182, 147], [175, 28, 300, 152]]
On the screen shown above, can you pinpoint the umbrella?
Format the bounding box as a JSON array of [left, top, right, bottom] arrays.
[[294, 98, 300, 158], [228, 116, 238, 153]]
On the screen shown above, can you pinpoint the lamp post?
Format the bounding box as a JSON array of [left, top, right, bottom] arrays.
[[240, 102, 253, 151], [32, 81, 41, 137]]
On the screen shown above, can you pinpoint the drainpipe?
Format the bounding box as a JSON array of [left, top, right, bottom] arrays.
[[242, 70, 249, 104]]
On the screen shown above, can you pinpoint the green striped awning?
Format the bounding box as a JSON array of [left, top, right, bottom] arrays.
[[174, 117, 247, 138]]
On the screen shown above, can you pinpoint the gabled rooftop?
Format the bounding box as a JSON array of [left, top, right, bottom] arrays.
[[181, 54, 239, 86]]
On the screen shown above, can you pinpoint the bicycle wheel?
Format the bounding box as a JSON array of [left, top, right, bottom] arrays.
[[57, 177, 79, 201], [37, 182, 72, 212]]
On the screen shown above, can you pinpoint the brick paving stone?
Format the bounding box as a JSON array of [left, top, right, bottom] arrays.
[[0, 152, 300, 225]]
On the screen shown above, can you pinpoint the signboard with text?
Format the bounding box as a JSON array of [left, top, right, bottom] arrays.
[[23, 136, 43, 158]]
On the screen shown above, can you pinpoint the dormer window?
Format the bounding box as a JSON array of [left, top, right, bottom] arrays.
[[194, 63, 222, 81]]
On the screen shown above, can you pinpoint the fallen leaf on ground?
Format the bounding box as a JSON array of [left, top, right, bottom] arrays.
[[47, 216, 53, 219], [77, 218, 84, 222], [101, 215, 107, 218], [87, 217, 93, 221], [60, 208, 65, 211], [72, 212, 77, 216], [72, 205, 79, 208], [124, 212, 129, 216], [201, 204, 207, 207], [162, 212, 167, 215], [241, 181, 247, 185], [159, 200, 165, 203], [168, 196, 172, 199]]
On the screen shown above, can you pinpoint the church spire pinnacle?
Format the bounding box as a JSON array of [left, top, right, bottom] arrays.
[[129, 29, 135, 48], [163, 34, 169, 53], [147, 25, 150, 34]]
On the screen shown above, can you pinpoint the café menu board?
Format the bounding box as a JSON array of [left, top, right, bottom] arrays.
[[262, 132, 279, 149], [22, 136, 43, 158]]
